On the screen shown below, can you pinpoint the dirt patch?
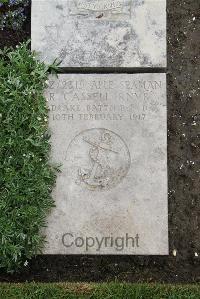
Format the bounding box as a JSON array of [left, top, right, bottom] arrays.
[[0, 0, 199, 283]]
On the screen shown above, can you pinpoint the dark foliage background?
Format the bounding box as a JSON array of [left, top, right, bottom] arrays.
[[0, 0, 30, 48]]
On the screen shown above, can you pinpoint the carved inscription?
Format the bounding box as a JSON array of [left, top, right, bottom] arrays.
[[46, 78, 163, 123], [69, 0, 131, 19], [77, 0, 124, 12]]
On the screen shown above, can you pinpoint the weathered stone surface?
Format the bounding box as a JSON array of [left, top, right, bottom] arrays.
[[32, 0, 166, 67], [43, 73, 168, 254]]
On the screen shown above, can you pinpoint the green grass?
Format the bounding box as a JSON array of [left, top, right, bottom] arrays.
[[0, 42, 58, 273], [0, 283, 199, 299]]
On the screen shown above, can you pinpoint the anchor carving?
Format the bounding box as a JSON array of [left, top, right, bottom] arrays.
[[77, 132, 119, 188]]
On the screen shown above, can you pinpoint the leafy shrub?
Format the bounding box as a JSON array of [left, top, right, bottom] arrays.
[[0, 42, 58, 273]]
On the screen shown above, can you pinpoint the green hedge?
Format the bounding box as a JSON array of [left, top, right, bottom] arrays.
[[0, 283, 200, 299], [0, 42, 58, 272]]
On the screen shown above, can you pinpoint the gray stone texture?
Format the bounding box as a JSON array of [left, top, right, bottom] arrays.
[[31, 0, 166, 67], [43, 73, 168, 254]]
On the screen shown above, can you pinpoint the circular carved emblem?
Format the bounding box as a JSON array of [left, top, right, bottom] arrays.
[[65, 128, 131, 191]]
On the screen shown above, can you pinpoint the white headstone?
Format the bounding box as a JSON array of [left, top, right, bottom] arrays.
[[43, 73, 168, 255], [32, 0, 166, 67]]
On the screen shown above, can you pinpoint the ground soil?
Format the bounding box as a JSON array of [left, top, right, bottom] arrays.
[[0, 0, 199, 283]]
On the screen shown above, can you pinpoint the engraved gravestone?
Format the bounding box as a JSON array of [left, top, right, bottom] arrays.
[[44, 73, 168, 254], [32, 0, 166, 67]]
